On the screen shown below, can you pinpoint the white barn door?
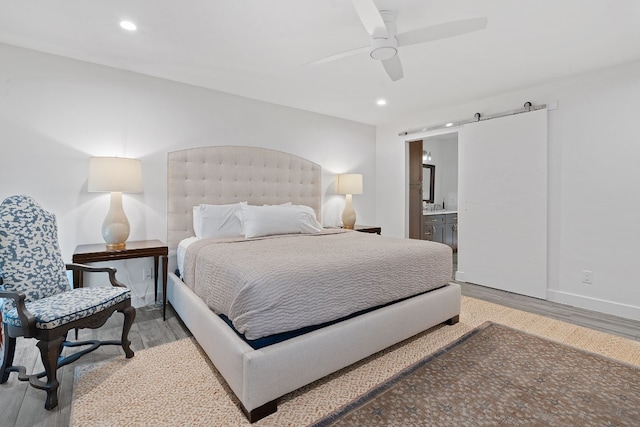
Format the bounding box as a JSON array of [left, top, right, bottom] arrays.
[[457, 109, 547, 299]]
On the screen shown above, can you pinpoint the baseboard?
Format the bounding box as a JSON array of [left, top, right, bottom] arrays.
[[131, 291, 155, 308], [547, 289, 640, 322]]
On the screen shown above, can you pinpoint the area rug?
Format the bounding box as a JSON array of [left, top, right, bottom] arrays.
[[70, 296, 640, 426], [311, 322, 640, 426]]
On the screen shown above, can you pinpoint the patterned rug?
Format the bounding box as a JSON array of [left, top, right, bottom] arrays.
[[70, 296, 640, 426], [311, 322, 640, 426]]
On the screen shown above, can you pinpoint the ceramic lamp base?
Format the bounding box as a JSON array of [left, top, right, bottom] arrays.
[[106, 242, 127, 250], [102, 192, 130, 249], [341, 194, 356, 229]]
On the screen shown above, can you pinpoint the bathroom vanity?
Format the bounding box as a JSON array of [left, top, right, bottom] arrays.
[[422, 211, 457, 251]]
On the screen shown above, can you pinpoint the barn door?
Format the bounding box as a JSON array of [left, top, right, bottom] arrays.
[[457, 109, 547, 298]]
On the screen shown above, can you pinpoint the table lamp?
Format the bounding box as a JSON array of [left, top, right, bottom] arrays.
[[337, 173, 363, 229], [88, 157, 142, 249]]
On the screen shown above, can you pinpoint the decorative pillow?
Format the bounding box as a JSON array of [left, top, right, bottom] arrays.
[[192, 203, 244, 239], [237, 204, 323, 239]]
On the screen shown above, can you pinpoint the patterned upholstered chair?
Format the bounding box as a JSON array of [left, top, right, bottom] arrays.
[[0, 195, 135, 409]]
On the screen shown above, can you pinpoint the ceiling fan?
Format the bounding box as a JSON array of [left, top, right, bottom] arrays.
[[312, 0, 488, 81]]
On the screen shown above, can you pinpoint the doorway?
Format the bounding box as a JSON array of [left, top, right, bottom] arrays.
[[408, 133, 459, 239]]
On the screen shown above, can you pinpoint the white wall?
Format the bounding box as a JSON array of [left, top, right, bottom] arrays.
[[377, 59, 640, 321], [0, 43, 376, 306], [422, 134, 458, 210]]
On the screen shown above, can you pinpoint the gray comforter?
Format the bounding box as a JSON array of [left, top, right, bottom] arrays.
[[182, 230, 452, 340]]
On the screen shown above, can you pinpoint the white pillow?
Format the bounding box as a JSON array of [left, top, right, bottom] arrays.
[[238, 204, 323, 238], [193, 203, 244, 239], [235, 202, 293, 234]]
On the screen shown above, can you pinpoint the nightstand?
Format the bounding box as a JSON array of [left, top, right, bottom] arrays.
[[72, 240, 169, 320], [351, 225, 382, 235]]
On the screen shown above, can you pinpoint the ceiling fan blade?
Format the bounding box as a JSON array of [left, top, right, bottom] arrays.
[[351, 0, 388, 39], [382, 55, 404, 81], [308, 45, 370, 65], [396, 17, 488, 47]]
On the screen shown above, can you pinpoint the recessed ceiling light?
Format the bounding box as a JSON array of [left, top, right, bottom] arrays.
[[445, 122, 454, 127], [376, 99, 387, 106], [120, 20, 137, 31]]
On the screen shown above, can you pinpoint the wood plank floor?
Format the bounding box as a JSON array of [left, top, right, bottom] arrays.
[[2, 286, 639, 427], [459, 282, 640, 341]]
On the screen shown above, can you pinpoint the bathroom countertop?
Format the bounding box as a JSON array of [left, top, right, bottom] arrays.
[[423, 210, 458, 216]]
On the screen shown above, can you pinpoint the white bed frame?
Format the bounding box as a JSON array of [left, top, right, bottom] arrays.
[[166, 146, 461, 422]]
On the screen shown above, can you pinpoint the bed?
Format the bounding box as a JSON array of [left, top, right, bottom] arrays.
[[166, 146, 461, 422]]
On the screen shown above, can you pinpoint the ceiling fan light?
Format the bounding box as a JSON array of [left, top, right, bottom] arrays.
[[370, 46, 397, 61], [369, 36, 398, 61]]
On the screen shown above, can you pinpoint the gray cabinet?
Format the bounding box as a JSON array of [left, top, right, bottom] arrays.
[[444, 213, 457, 252], [423, 213, 457, 252], [423, 214, 445, 243]]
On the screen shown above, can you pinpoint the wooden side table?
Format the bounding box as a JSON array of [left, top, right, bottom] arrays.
[[352, 225, 382, 235], [72, 240, 169, 320]]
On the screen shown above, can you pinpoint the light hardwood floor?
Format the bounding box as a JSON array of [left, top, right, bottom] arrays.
[[2, 284, 639, 427]]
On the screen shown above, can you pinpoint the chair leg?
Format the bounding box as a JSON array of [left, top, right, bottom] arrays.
[[58, 331, 68, 357], [36, 335, 65, 410], [121, 306, 136, 358], [1, 327, 16, 383]]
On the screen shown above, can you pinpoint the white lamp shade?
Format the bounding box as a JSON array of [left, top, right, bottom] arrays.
[[88, 157, 143, 193], [337, 173, 363, 195], [88, 156, 142, 249]]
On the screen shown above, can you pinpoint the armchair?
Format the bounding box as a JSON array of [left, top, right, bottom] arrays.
[[0, 195, 135, 409]]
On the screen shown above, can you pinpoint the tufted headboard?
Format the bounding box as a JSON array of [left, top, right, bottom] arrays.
[[167, 146, 322, 257]]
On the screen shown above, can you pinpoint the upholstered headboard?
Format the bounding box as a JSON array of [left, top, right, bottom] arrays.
[[167, 146, 322, 255]]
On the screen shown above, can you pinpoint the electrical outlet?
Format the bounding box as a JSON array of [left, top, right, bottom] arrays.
[[581, 270, 593, 284], [143, 268, 153, 281]]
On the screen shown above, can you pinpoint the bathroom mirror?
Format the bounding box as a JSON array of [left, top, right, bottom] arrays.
[[422, 164, 435, 203]]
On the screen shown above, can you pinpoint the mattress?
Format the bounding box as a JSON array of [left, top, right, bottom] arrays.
[[182, 230, 452, 340]]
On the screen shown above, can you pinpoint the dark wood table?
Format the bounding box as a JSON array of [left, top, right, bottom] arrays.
[[72, 240, 169, 320], [351, 225, 382, 234]]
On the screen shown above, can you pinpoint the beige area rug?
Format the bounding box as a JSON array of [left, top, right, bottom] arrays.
[[71, 296, 640, 426]]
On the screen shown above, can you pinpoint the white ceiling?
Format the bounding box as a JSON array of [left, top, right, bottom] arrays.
[[1, 0, 639, 126]]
